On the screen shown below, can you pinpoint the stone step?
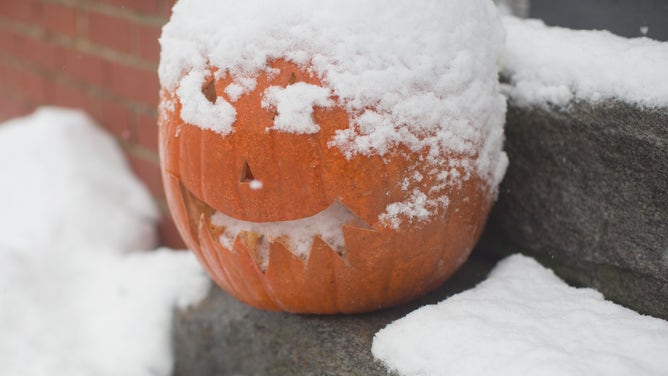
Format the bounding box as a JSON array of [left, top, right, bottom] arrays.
[[172, 251, 499, 376], [483, 99, 668, 320]]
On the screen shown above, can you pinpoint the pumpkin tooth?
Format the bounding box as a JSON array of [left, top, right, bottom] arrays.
[[238, 230, 263, 250], [237, 231, 268, 270], [320, 235, 345, 258], [178, 179, 216, 244], [317, 219, 373, 258], [197, 213, 234, 288]]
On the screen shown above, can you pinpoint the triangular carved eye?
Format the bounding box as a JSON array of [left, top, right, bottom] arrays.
[[240, 159, 255, 182], [202, 78, 217, 104], [287, 72, 298, 85]]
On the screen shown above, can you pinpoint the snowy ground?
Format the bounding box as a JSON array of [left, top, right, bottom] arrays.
[[0, 108, 210, 376]]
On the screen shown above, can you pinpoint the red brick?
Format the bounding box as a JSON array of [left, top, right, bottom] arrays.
[[0, 0, 42, 24], [110, 63, 159, 106], [127, 152, 165, 200], [17, 67, 48, 102], [87, 11, 134, 53], [60, 48, 112, 88], [159, 0, 177, 18], [158, 214, 186, 249], [84, 93, 102, 119], [135, 111, 159, 152], [94, 97, 133, 140], [40, 3, 78, 37], [98, 0, 160, 15], [48, 80, 89, 109], [13, 34, 62, 72], [136, 24, 161, 63], [0, 29, 16, 53], [0, 61, 19, 90], [0, 89, 33, 120]]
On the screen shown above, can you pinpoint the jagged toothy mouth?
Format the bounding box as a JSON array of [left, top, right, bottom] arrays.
[[178, 181, 370, 271], [210, 202, 369, 269]]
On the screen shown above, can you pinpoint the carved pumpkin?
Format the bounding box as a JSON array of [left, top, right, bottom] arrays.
[[159, 59, 495, 314]]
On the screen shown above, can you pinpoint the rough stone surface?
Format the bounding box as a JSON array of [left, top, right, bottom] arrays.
[[172, 252, 499, 376], [481, 99, 668, 319]]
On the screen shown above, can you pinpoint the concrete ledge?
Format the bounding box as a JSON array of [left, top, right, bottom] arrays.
[[172, 252, 499, 376], [483, 100, 668, 319]]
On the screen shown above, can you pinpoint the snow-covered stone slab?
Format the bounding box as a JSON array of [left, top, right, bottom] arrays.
[[502, 17, 668, 107], [486, 17, 668, 319], [485, 98, 668, 319], [372, 254, 668, 376]]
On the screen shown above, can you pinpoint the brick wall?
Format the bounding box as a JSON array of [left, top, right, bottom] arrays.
[[0, 0, 185, 248]]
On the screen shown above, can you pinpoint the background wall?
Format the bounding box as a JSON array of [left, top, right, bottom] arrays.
[[530, 0, 668, 41], [0, 0, 184, 247]]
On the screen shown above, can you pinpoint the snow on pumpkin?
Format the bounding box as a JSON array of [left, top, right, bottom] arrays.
[[158, 0, 508, 313]]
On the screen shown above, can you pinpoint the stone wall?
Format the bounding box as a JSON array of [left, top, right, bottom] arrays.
[[481, 99, 668, 319]]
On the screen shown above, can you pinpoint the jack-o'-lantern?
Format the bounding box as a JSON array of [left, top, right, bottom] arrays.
[[159, 58, 500, 314]]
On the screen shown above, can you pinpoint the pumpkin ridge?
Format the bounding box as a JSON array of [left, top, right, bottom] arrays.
[[197, 213, 236, 293], [201, 214, 284, 310]]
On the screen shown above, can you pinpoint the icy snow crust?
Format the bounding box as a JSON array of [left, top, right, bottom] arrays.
[[372, 254, 668, 376], [0, 108, 210, 376], [503, 17, 668, 107], [159, 0, 509, 226]]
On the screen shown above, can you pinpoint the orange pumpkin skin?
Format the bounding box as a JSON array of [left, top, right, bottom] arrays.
[[159, 59, 493, 314]]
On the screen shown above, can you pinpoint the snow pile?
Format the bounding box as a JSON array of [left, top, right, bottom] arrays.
[[0, 108, 157, 251], [0, 108, 210, 376], [502, 17, 668, 107], [160, 0, 508, 226], [372, 254, 668, 376], [0, 246, 208, 376]]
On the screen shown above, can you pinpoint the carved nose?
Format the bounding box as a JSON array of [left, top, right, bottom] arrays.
[[240, 158, 255, 183]]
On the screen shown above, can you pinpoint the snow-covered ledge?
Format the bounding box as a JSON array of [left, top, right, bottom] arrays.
[[481, 17, 668, 319], [500, 17, 668, 108]]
